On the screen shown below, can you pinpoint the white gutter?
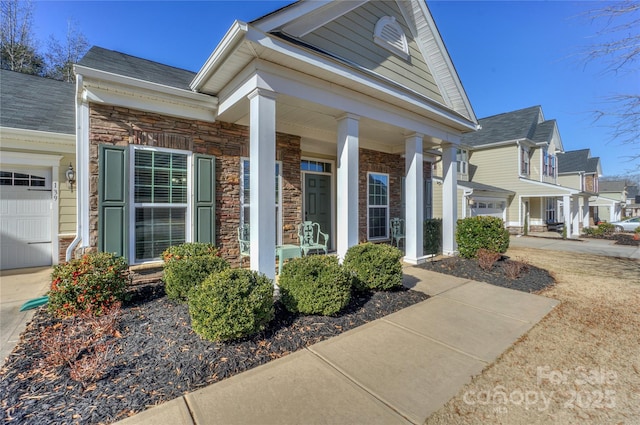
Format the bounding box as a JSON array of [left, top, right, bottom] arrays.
[[66, 74, 85, 261]]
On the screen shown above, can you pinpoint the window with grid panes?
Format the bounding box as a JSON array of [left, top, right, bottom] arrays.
[[367, 172, 389, 240], [133, 149, 188, 261]]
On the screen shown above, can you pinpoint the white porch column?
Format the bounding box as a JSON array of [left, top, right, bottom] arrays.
[[582, 197, 590, 229], [562, 194, 572, 238], [404, 133, 424, 263], [571, 195, 580, 237], [336, 113, 359, 260], [248, 88, 277, 280], [442, 143, 458, 255]]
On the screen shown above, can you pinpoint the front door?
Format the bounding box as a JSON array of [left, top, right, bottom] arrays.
[[304, 174, 331, 249]]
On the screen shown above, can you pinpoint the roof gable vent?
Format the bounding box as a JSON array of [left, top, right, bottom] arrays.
[[374, 16, 409, 61]]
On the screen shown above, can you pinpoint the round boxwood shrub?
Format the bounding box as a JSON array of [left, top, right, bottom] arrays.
[[162, 243, 230, 302], [48, 252, 129, 318], [343, 243, 403, 292], [278, 255, 352, 316], [188, 268, 274, 342], [456, 216, 510, 259]]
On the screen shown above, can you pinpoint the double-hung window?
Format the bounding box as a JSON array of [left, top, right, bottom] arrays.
[[367, 172, 389, 240], [546, 197, 557, 223], [456, 149, 468, 175], [240, 158, 282, 245], [520, 147, 530, 176], [133, 148, 188, 262]]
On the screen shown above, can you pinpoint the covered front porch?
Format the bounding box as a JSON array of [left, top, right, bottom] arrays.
[[215, 68, 468, 279]]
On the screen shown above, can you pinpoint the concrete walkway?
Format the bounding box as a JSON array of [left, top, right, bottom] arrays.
[[0, 267, 51, 365], [116, 267, 559, 425], [509, 235, 640, 259]]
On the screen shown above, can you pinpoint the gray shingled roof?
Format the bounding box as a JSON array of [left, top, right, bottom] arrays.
[[458, 180, 515, 195], [530, 119, 556, 144], [599, 180, 626, 192], [461, 106, 543, 147], [557, 149, 596, 174], [462, 106, 562, 149], [78, 46, 196, 91], [0, 70, 75, 134]]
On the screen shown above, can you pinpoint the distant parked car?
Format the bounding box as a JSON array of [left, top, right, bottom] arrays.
[[611, 217, 640, 232]]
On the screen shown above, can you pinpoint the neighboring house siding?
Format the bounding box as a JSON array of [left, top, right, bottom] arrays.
[[468, 147, 517, 185], [557, 174, 581, 191], [300, 1, 444, 103], [88, 104, 302, 265]]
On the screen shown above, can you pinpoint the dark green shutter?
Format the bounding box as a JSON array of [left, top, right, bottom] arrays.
[[194, 154, 216, 244], [98, 145, 128, 259]]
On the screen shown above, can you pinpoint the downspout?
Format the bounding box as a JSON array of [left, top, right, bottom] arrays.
[[65, 74, 84, 261]]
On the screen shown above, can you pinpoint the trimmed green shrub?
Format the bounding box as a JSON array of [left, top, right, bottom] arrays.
[[188, 268, 274, 342], [278, 255, 352, 316], [583, 222, 615, 237], [424, 218, 442, 256], [598, 222, 615, 236], [162, 243, 229, 302], [456, 216, 510, 259], [48, 252, 129, 317], [343, 243, 403, 291]]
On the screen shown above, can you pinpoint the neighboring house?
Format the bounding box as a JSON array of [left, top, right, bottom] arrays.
[[70, 0, 478, 279], [557, 148, 601, 226], [433, 105, 589, 237], [592, 180, 625, 223], [0, 70, 76, 270], [623, 186, 639, 217]]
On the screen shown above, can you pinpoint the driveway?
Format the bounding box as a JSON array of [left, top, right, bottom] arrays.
[[509, 235, 640, 259], [0, 267, 51, 365]]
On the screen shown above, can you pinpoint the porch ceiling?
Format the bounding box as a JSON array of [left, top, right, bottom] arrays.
[[218, 93, 411, 153]]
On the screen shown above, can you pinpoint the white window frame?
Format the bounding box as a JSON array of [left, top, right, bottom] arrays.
[[129, 145, 192, 264], [367, 172, 390, 241], [240, 157, 283, 245]]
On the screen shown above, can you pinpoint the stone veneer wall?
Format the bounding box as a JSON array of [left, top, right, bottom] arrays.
[[88, 104, 301, 266], [58, 235, 76, 262], [358, 148, 432, 243]]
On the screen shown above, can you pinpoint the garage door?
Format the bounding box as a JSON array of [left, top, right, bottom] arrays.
[[0, 169, 53, 269], [470, 200, 505, 219]]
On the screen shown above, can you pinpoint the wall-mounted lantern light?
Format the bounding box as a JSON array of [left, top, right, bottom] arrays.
[[65, 163, 76, 191]]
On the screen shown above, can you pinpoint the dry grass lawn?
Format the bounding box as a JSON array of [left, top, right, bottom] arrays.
[[425, 247, 640, 425]]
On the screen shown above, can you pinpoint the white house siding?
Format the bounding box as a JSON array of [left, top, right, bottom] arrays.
[[300, 1, 444, 103]]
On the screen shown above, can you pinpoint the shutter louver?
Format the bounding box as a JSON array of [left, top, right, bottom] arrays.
[[194, 154, 216, 244]]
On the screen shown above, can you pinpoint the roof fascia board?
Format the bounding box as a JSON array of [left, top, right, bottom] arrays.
[[191, 20, 248, 91], [0, 126, 75, 154], [252, 1, 332, 32], [519, 177, 578, 194], [470, 138, 525, 150], [244, 29, 476, 132], [75, 66, 218, 122], [75, 65, 217, 104], [411, 0, 477, 123], [281, 0, 367, 37], [82, 84, 217, 123]]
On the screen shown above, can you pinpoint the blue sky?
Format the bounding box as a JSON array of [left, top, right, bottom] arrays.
[[32, 1, 638, 176]]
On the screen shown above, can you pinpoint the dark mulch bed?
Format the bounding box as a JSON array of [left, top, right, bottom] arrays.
[[581, 232, 640, 247], [0, 284, 427, 424], [419, 256, 555, 293]]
